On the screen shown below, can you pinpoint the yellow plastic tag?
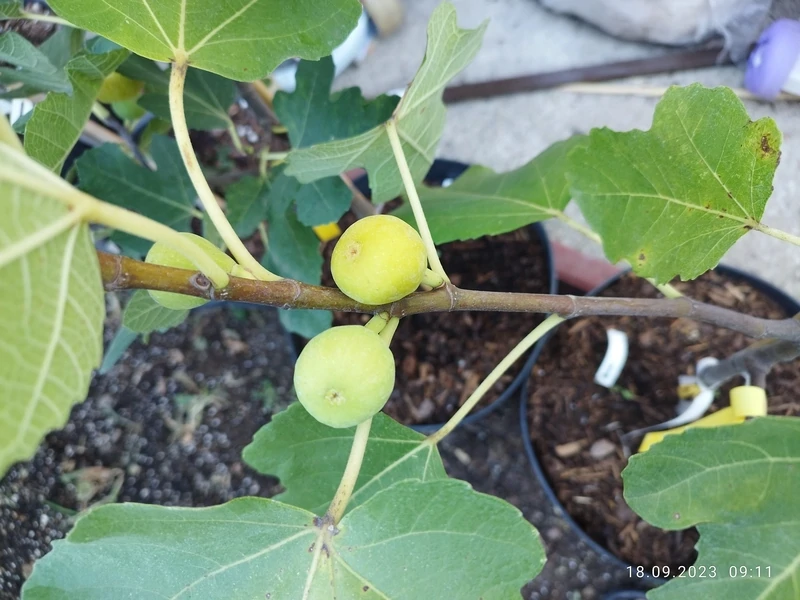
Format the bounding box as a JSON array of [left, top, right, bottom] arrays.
[[638, 385, 766, 453], [313, 222, 342, 242], [729, 385, 767, 417]]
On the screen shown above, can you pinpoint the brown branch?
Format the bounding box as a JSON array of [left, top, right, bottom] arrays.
[[98, 251, 800, 343]]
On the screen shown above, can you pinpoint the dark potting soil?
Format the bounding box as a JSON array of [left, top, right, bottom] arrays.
[[0, 305, 294, 599], [526, 271, 800, 571], [324, 226, 551, 426]]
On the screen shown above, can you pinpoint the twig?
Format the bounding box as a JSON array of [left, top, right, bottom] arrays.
[[698, 338, 800, 389], [556, 83, 800, 102], [97, 251, 800, 344], [340, 172, 375, 218]]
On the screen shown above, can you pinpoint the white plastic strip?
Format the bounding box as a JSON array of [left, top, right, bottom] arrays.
[[594, 328, 629, 388]]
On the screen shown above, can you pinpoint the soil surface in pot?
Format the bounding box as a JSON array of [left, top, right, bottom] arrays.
[[0, 306, 294, 599], [324, 226, 551, 426], [525, 271, 800, 571]]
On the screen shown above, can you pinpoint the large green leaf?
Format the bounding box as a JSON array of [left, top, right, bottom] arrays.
[[0, 32, 72, 96], [118, 56, 237, 131], [265, 186, 322, 284], [0, 144, 105, 476], [243, 402, 447, 514], [272, 56, 398, 226], [569, 84, 781, 283], [264, 173, 329, 337], [122, 290, 189, 334], [47, 0, 362, 81], [623, 417, 800, 600], [139, 68, 236, 130], [3, 27, 84, 102], [23, 480, 545, 599], [225, 174, 269, 238], [23, 42, 129, 172], [76, 135, 197, 256], [275, 56, 399, 148], [394, 136, 584, 243], [286, 3, 487, 203], [0, 0, 23, 18]]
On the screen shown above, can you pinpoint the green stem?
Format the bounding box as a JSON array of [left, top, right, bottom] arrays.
[[0, 144, 231, 288], [225, 118, 245, 155], [554, 212, 603, 244], [83, 201, 230, 289], [378, 316, 400, 344], [258, 222, 269, 252], [421, 269, 445, 288], [91, 102, 111, 123], [168, 61, 280, 281], [364, 312, 389, 334], [385, 118, 449, 282], [19, 11, 73, 26], [753, 222, 800, 247], [0, 114, 23, 152], [326, 418, 372, 524], [648, 279, 682, 299], [261, 151, 288, 162], [427, 314, 565, 445]]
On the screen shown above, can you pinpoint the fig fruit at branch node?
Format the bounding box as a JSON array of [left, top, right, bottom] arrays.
[[145, 233, 236, 310], [331, 214, 427, 305], [294, 325, 395, 428]]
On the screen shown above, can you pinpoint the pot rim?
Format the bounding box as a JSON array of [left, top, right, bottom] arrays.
[[518, 263, 800, 580]]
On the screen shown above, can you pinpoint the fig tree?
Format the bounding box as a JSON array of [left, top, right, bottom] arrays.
[[294, 325, 395, 428], [331, 214, 427, 305]]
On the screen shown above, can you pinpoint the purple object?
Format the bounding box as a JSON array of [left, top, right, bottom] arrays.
[[745, 19, 800, 99]]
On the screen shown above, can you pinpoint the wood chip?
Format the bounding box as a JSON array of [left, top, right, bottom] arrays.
[[554, 440, 586, 458]]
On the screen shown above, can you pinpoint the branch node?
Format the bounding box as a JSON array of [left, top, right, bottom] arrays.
[[190, 272, 212, 298], [289, 279, 303, 302], [102, 254, 124, 291], [565, 295, 579, 318], [444, 283, 458, 311]]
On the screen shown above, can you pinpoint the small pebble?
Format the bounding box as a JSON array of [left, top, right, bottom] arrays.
[[589, 438, 615, 460]]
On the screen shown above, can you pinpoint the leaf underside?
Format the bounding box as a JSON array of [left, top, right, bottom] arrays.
[[23, 43, 129, 172], [122, 290, 189, 334], [286, 3, 488, 203], [0, 147, 104, 475], [76, 135, 196, 256]]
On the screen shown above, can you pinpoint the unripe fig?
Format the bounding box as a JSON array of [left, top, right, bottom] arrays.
[[145, 233, 236, 310], [294, 325, 395, 428], [331, 214, 427, 305], [97, 72, 143, 104]]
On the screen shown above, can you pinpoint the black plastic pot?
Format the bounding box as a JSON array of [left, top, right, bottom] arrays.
[[351, 159, 557, 434], [519, 264, 800, 580]]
